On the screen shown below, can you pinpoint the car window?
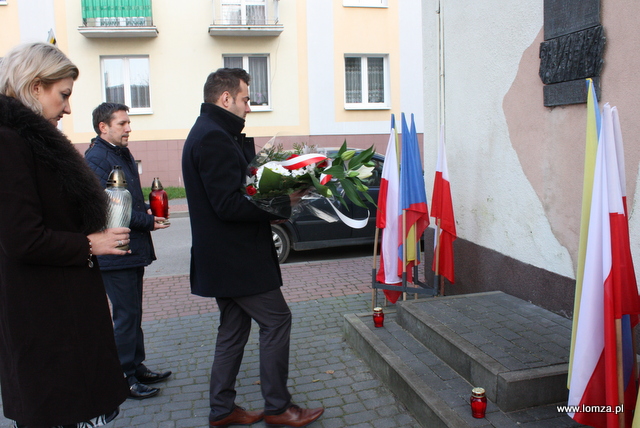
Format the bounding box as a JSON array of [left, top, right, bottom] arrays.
[[361, 158, 383, 187]]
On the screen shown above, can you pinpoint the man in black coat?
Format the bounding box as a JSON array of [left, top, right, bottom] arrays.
[[85, 103, 172, 400], [182, 68, 324, 427]]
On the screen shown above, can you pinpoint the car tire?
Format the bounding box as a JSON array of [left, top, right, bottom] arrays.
[[271, 224, 291, 263]]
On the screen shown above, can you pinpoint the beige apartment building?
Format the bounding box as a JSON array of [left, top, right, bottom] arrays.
[[0, 0, 424, 187]]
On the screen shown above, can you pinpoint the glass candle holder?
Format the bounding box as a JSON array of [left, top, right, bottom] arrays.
[[470, 387, 487, 418], [149, 177, 170, 224], [105, 166, 132, 250], [373, 307, 384, 328]]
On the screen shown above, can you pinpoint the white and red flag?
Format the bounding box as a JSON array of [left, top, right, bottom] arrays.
[[431, 125, 456, 283], [376, 115, 402, 303], [568, 103, 640, 428]]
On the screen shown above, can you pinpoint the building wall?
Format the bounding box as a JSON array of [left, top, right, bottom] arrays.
[[307, 0, 424, 138], [0, 1, 21, 53], [1, 1, 423, 188], [422, 0, 640, 317]]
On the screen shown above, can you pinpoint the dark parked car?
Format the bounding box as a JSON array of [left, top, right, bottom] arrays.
[[271, 151, 384, 263]]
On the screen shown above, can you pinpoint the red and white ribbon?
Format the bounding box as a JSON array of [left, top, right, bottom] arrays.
[[319, 173, 332, 185], [281, 154, 328, 170]]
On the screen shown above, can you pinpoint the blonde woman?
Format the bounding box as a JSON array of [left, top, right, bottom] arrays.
[[0, 42, 130, 427]]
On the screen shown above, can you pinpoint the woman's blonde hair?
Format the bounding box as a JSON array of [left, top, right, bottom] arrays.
[[0, 42, 79, 115]]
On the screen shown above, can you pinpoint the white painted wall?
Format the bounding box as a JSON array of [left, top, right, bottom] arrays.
[[18, 0, 56, 43], [422, 0, 574, 278]]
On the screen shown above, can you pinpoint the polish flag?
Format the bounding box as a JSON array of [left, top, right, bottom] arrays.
[[376, 115, 402, 303], [568, 103, 640, 428], [431, 125, 456, 283]]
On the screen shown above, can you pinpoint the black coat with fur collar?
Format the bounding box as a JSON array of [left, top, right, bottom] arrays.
[[0, 95, 128, 426]]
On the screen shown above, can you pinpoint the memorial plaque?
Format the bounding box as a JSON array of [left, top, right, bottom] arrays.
[[541, 0, 602, 106], [544, 0, 600, 40], [543, 78, 600, 107], [539, 25, 605, 85]]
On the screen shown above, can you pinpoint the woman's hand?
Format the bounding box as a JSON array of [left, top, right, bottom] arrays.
[[88, 228, 131, 256]]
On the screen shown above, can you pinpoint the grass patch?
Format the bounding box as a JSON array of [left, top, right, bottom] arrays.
[[141, 186, 186, 201]]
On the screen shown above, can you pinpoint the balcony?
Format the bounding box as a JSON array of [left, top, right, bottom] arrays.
[[209, 0, 283, 37], [78, 0, 158, 38]]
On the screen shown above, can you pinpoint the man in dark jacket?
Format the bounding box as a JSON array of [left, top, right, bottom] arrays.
[[182, 68, 324, 427], [85, 103, 172, 400]]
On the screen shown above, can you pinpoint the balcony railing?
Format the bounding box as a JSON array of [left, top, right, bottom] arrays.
[[78, 0, 158, 38], [209, 0, 283, 37]]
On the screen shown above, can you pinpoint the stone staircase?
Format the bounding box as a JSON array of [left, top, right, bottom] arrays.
[[343, 291, 583, 427]]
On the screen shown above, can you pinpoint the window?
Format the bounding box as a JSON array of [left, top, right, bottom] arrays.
[[344, 55, 389, 109], [221, 0, 267, 25], [101, 56, 151, 113], [343, 0, 388, 7], [224, 55, 270, 110]]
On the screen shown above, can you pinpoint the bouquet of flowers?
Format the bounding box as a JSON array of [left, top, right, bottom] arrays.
[[243, 139, 377, 224]]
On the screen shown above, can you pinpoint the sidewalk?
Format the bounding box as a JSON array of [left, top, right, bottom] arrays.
[[0, 256, 423, 428]]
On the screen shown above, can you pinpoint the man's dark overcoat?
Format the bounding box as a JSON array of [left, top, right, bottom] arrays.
[[182, 103, 288, 298], [0, 95, 129, 426]]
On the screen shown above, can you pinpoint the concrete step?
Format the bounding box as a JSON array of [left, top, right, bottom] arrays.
[[343, 292, 581, 427], [397, 291, 570, 412]]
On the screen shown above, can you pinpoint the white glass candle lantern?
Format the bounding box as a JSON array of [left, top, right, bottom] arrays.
[[105, 165, 132, 250]]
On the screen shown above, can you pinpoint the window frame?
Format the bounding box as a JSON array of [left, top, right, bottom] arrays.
[[220, 0, 267, 25], [223, 54, 271, 112], [343, 54, 390, 110], [343, 0, 388, 8], [100, 55, 152, 115]]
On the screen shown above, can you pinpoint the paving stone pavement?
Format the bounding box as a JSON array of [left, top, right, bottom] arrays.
[[0, 256, 425, 428]]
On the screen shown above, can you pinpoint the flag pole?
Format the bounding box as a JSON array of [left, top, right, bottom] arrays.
[[402, 210, 408, 301], [616, 319, 625, 428], [371, 227, 380, 310], [434, 219, 444, 296], [631, 323, 638, 410]]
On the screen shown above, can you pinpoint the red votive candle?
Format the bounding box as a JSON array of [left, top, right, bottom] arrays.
[[470, 387, 487, 418], [149, 177, 169, 223], [373, 307, 384, 328]]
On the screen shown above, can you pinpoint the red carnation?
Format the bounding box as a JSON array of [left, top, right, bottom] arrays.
[[250, 167, 258, 176], [246, 185, 257, 196]]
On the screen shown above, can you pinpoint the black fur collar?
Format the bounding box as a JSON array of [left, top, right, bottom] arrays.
[[0, 95, 107, 234]]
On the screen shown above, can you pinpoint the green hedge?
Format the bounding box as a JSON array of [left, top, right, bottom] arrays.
[[141, 186, 186, 201]]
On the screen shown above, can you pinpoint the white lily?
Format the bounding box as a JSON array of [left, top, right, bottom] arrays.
[[353, 165, 374, 180]]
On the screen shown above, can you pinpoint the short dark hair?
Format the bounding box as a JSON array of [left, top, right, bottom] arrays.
[[92, 102, 129, 134], [203, 68, 251, 104]]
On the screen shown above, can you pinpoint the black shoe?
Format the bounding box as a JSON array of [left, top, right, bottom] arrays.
[[128, 382, 159, 400], [137, 369, 172, 384]]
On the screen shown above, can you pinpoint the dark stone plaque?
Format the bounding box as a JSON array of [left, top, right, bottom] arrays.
[[539, 25, 605, 85], [543, 77, 600, 107], [544, 0, 600, 40]]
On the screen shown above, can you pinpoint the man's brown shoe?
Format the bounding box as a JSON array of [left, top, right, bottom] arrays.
[[264, 405, 324, 427], [209, 406, 264, 427]]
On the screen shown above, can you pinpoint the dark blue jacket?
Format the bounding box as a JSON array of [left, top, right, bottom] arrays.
[[85, 137, 156, 270]]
